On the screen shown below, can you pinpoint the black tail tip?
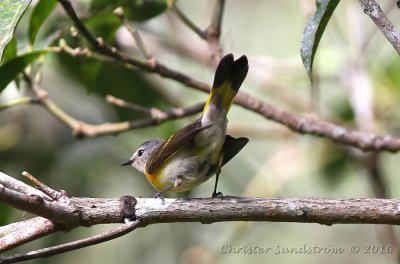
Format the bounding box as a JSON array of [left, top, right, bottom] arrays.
[[220, 54, 248, 66], [213, 54, 249, 89]]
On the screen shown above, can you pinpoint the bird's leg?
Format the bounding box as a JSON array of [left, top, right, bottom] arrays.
[[212, 164, 223, 198], [154, 176, 183, 204]]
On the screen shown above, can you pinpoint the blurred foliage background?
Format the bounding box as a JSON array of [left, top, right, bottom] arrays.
[[1, 0, 400, 263]]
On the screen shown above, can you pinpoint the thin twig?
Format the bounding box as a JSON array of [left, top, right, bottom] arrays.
[[0, 97, 39, 111], [170, 2, 206, 39], [27, 75, 203, 137], [57, 0, 152, 70], [0, 172, 50, 200], [106, 94, 204, 120], [205, 0, 225, 62], [22, 171, 61, 201], [106, 95, 152, 114], [359, 0, 400, 54], [0, 184, 76, 227], [57, 0, 100, 50], [113, 7, 153, 60], [0, 220, 141, 264]]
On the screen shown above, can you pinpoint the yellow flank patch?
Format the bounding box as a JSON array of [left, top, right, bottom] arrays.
[[203, 82, 236, 114], [144, 169, 164, 190]]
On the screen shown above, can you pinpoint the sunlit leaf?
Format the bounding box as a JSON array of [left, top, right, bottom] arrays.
[[29, 0, 57, 45], [300, 0, 340, 81], [1, 37, 17, 64], [0, 0, 31, 60], [0, 50, 47, 93]]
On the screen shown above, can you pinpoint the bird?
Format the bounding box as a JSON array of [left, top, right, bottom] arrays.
[[122, 54, 249, 199]]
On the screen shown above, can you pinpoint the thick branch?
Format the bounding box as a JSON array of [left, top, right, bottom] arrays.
[[3, 190, 400, 227], [2, 171, 400, 260], [0, 184, 77, 227], [2, 172, 400, 228], [359, 0, 400, 54], [3, 197, 400, 262]]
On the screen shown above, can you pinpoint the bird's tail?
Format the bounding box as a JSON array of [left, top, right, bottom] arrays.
[[202, 54, 248, 125]]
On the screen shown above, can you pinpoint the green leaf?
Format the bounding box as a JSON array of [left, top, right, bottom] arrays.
[[1, 37, 17, 64], [89, 0, 125, 13], [300, 0, 340, 81], [82, 59, 102, 93], [0, 50, 47, 93], [85, 12, 120, 43], [0, 0, 31, 60], [89, 0, 166, 22], [1, 38, 20, 88], [29, 0, 57, 45], [124, 0, 167, 21]]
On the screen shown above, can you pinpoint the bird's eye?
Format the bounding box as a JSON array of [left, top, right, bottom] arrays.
[[137, 149, 145, 157]]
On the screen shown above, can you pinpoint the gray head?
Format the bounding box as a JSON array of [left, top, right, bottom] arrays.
[[121, 139, 164, 173]]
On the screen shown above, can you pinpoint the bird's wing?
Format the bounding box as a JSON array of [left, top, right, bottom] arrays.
[[146, 118, 211, 174], [221, 135, 249, 167]]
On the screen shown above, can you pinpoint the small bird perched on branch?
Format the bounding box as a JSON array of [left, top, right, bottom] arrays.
[[122, 54, 249, 199]]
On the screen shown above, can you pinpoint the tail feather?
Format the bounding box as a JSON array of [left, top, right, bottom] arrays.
[[203, 54, 248, 123]]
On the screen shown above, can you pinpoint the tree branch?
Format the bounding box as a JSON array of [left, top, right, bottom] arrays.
[[0, 217, 59, 252], [53, 0, 400, 151], [113, 7, 153, 60], [2, 173, 400, 228], [359, 0, 400, 54], [2, 171, 400, 261], [0, 220, 141, 264], [0, 172, 50, 200], [55, 39, 400, 151], [24, 71, 203, 137]]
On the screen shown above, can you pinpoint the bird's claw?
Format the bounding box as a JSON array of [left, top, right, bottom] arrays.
[[212, 191, 223, 198], [154, 192, 166, 205]]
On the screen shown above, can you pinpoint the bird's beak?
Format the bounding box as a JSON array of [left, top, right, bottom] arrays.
[[121, 159, 133, 166]]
